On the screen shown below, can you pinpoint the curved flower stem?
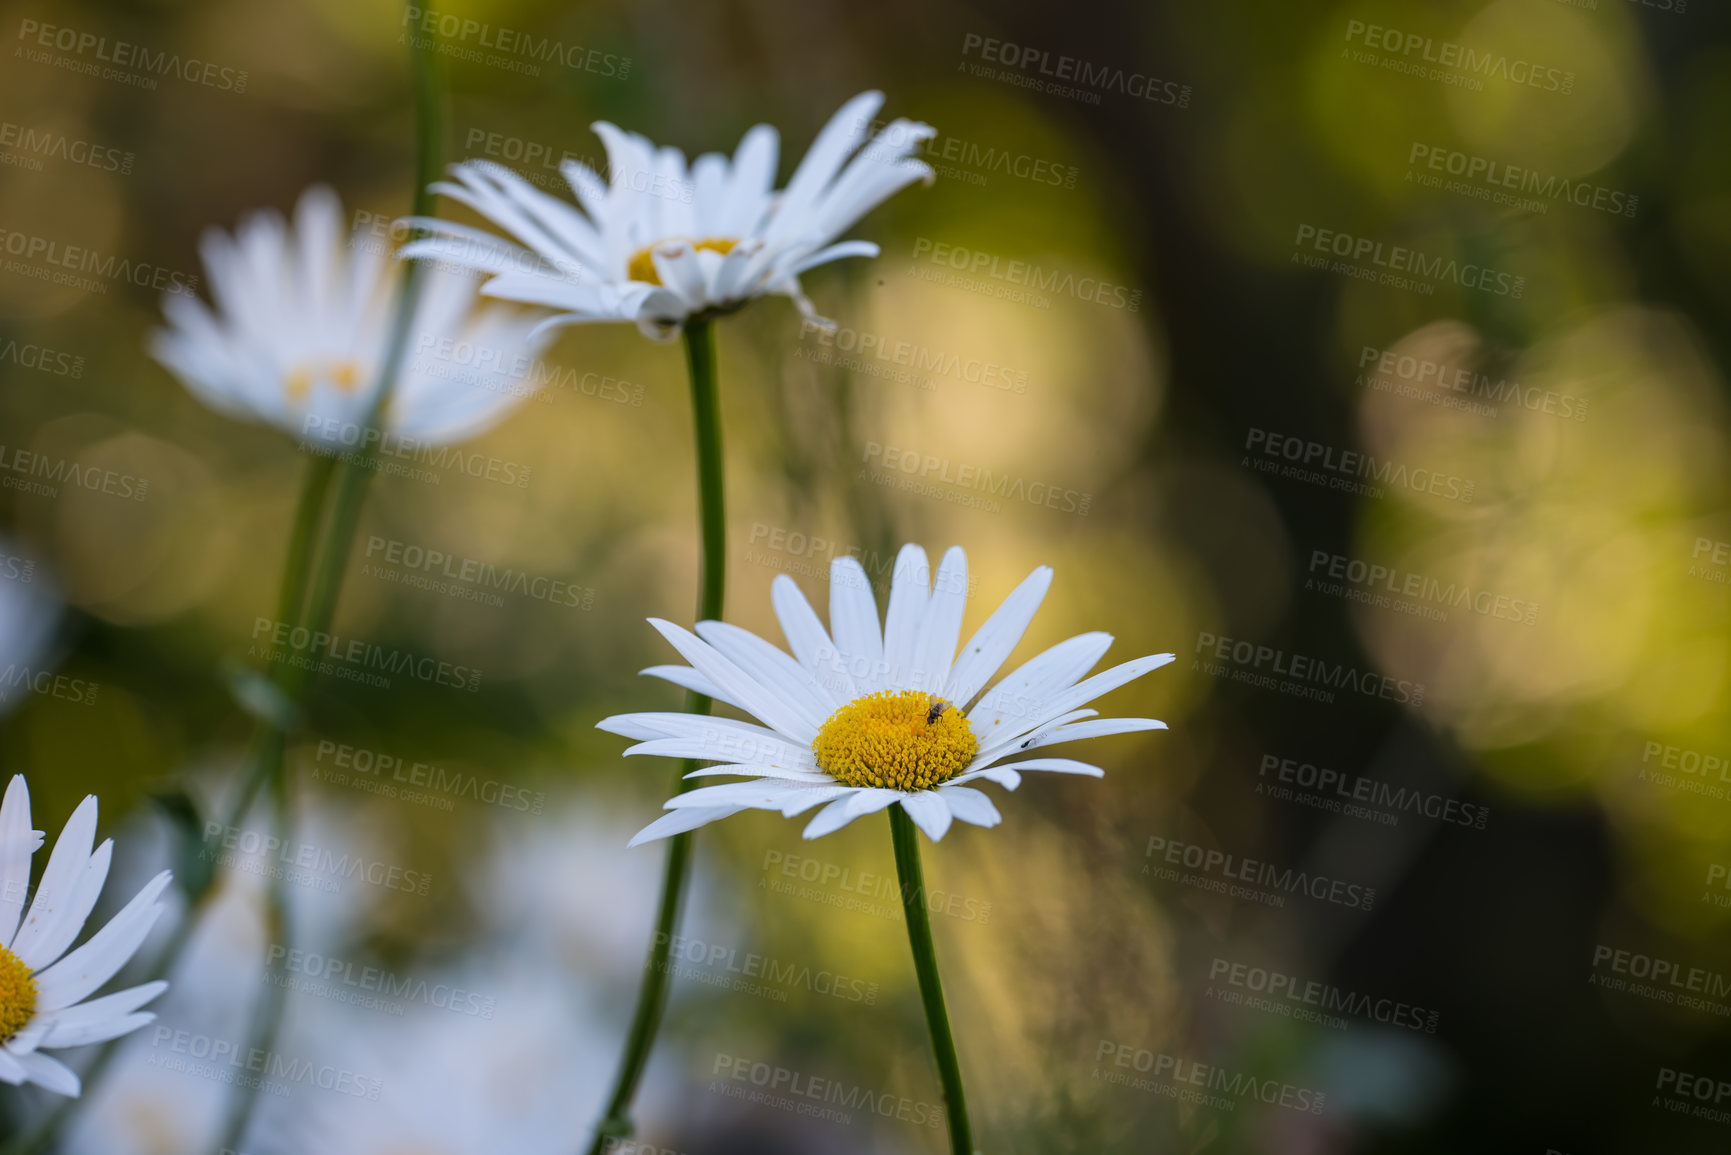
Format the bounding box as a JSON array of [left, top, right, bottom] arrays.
[[9, 12, 443, 1153], [206, 25, 443, 1155], [209, 769, 293, 1152], [586, 319, 724, 1155], [275, 455, 338, 625], [889, 805, 975, 1155]]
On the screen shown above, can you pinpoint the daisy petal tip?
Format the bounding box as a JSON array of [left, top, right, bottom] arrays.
[[625, 828, 663, 850]]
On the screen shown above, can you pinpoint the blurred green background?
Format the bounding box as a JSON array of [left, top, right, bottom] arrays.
[[1, 0, 1730, 1151]]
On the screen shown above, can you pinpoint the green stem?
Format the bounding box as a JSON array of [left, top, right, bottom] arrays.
[[585, 320, 725, 1155], [13, 10, 444, 1152], [210, 770, 293, 1152], [0, 448, 336, 1155], [889, 805, 974, 1155], [207, 11, 444, 1154], [274, 455, 338, 628], [684, 323, 724, 624]]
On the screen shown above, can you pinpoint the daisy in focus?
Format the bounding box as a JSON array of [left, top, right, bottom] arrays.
[[399, 90, 935, 340], [603, 545, 1173, 845], [0, 776, 172, 1096], [151, 185, 552, 449]]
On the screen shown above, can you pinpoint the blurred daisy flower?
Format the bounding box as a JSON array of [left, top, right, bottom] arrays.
[[150, 185, 552, 449], [0, 776, 172, 1096], [252, 960, 616, 1155], [603, 544, 1173, 845], [400, 90, 934, 340]]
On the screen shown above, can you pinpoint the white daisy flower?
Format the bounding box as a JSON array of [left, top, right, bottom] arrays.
[[0, 776, 173, 1097], [150, 185, 552, 449], [399, 90, 935, 341], [603, 545, 1174, 846]]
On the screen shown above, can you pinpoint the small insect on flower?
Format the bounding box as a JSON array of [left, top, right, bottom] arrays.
[[601, 544, 1173, 845]]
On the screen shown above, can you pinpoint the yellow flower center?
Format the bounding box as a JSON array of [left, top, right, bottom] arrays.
[[0, 943, 38, 1042], [812, 691, 978, 792], [627, 237, 737, 286], [286, 360, 363, 401]]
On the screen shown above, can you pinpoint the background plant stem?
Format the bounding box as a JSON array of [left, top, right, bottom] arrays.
[[585, 319, 724, 1155], [889, 804, 975, 1155], [204, 12, 444, 1151], [0, 446, 337, 1155]]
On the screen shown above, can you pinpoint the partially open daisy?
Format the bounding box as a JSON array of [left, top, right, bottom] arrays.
[[0, 776, 172, 1097], [603, 545, 1173, 845], [151, 185, 551, 449], [399, 90, 935, 341]]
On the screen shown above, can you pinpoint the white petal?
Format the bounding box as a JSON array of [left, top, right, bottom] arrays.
[[770, 575, 838, 680], [33, 871, 171, 1013], [11, 796, 97, 969], [683, 764, 835, 783], [778, 786, 859, 818], [802, 796, 870, 840], [0, 776, 39, 949], [912, 546, 967, 696], [621, 737, 819, 771], [44, 1010, 154, 1050], [17, 840, 110, 974], [974, 708, 1097, 766], [950, 765, 1022, 791], [937, 786, 1001, 828], [882, 544, 931, 691], [827, 557, 883, 695], [627, 806, 742, 848], [639, 665, 747, 712], [6, 1017, 45, 1054], [966, 632, 1115, 735], [12, 1049, 80, 1096], [694, 620, 839, 729], [843, 788, 905, 818], [38, 981, 167, 1048], [711, 241, 766, 303], [664, 780, 840, 811], [944, 565, 1053, 707], [600, 713, 815, 770], [984, 654, 1176, 752], [898, 791, 953, 842], [0, 1048, 25, 1084], [721, 124, 779, 236], [964, 758, 1104, 779], [648, 619, 819, 743], [775, 92, 885, 235], [648, 241, 710, 309], [785, 240, 879, 276], [1020, 717, 1168, 750]]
